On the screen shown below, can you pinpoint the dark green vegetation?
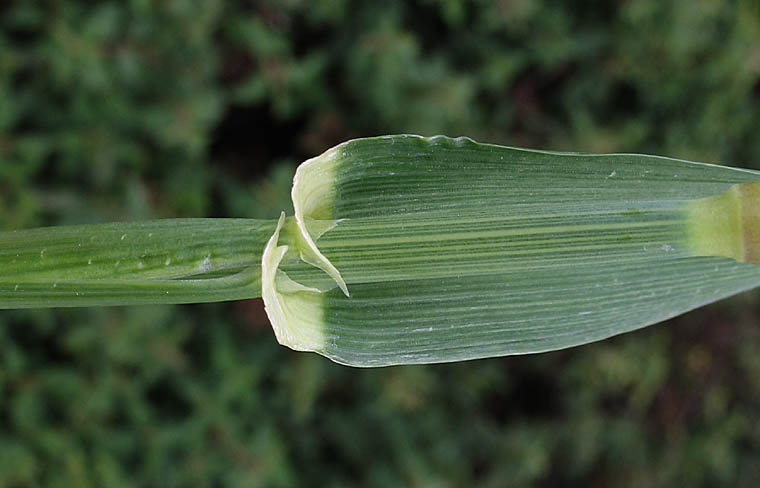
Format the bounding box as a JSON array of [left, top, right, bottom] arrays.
[[2, 1, 760, 486]]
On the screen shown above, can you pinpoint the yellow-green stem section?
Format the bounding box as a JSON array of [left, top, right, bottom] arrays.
[[687, 182, 760, 263]]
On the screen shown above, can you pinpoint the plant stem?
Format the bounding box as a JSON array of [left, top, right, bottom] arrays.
[[0, 219, 277, 308]]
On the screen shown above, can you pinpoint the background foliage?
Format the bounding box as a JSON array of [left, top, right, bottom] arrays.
[[2, 0, 760, 486]]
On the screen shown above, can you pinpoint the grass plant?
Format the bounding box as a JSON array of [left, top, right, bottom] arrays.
[[3, 135, 760, 366]]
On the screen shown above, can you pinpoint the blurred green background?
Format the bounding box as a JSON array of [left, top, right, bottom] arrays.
[[2, 0, 760, 486]]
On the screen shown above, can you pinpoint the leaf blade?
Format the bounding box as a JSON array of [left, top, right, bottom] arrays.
[[275, 135, 760, 366]]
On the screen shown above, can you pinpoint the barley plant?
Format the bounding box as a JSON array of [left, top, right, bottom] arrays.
[[3, 134, 760, 368], [3, 1, 760, 486]]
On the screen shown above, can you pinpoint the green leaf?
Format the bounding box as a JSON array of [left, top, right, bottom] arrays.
[[265, 135, 760, 366]]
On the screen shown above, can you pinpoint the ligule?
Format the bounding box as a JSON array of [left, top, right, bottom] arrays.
[[261, 213, 326, 352]]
